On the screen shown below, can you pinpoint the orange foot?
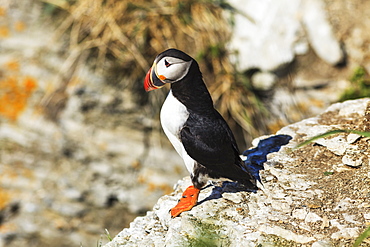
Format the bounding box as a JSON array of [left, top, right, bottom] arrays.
[[170, 185, 200, 218]]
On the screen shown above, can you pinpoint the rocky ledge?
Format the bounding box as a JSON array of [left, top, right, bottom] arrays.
[[104, 98, 370, 247]]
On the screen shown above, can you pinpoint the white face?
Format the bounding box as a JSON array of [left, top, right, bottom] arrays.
[[154, 56, 192, 83]]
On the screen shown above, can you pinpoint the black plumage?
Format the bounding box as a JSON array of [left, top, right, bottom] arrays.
[[168, 51, 257, 190], [145, 48, 257, 191], [144, 49, 292, 217]]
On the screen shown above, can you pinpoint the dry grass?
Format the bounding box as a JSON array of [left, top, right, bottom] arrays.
[[42, 0, 268, 144]]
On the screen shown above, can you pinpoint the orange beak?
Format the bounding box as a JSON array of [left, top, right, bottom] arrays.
[[144, 66, 165, 92]]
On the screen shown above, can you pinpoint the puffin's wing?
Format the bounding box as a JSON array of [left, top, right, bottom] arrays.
[[214, 111, 241, 155], [180, 113, 238, 167]]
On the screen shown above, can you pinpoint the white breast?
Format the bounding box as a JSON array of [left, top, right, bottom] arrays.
[[160, 90, 195, 174]]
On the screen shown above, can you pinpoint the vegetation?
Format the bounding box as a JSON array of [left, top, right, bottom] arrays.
[[340, 66, 370, 101], [353, 226, 370, 247], [40, 0, 268, 143], [184, 218, 230, 247], [293, 129, 370, 150], [95, 229, 113, 247]]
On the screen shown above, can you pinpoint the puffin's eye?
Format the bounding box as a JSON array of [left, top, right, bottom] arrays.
[[165, 59, 171, 68], [155, 56, 192, 82]]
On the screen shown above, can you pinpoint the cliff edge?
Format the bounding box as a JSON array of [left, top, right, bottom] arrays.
[[105, 98, 370, 247]]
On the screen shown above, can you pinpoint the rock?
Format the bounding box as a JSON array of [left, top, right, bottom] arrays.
[[346, 133, 362, 144], [1, 0, 370, 246], [226, 0, 344, 71], [105, 98, 370, 247], [330, 219, 360, 240], [292, 208, 308, 220], [251, 71, 277, 91], [364, 213, 370, 220], [314, 135, 349, 155], [301, 0, 344, 65], [226, 0, 302, 71], [0, 1, 187, 246], [305, 212, 322, 223], [312, 240, 334, 247], [342, 154, 363, 167]]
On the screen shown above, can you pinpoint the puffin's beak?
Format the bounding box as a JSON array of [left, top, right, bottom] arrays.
[[144, 65, 165, 92]]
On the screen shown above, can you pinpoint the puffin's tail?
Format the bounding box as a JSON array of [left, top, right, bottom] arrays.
[[242, 135, 292, 183]]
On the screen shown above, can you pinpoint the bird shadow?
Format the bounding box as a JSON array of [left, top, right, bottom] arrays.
[[197, 134, 292, 206]]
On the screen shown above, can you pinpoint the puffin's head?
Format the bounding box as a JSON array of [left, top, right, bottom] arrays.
[[144, 49, 193, 92]]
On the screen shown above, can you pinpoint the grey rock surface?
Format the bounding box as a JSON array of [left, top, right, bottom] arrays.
[[0, 1, 186, 246], [227, 0, 344, 72], [1, 0, 370, 246], [105, 98, 370, 247]]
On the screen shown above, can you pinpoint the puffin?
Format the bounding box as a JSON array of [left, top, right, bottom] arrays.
[[144, 48, 257, 217]]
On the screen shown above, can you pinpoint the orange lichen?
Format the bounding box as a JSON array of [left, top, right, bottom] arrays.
[[14, 21, 26, 32], [136, 174, 145, 184], [24, 77, 37, 91], [5, 60, 19, 71], [0, 189, 10, 210], [0, 76, 37, 121], [0, 162, 35, 182], [0, 7, 6, 16], [0, 26, 9, 37], [0, 223, 17, 233]]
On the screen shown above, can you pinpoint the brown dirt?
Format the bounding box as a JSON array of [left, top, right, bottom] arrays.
[[285, 101, 370, 245]]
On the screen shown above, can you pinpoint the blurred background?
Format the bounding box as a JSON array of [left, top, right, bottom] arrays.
[[0, 0, 369, 246]]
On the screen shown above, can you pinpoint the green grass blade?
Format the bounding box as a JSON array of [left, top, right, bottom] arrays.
[[353, 226, 370, 247], [293, 129, 370, 150], [105, 229, 113, 241]]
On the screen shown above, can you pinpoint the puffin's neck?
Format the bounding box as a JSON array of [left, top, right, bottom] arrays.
[[171, 72, 214, 116]]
